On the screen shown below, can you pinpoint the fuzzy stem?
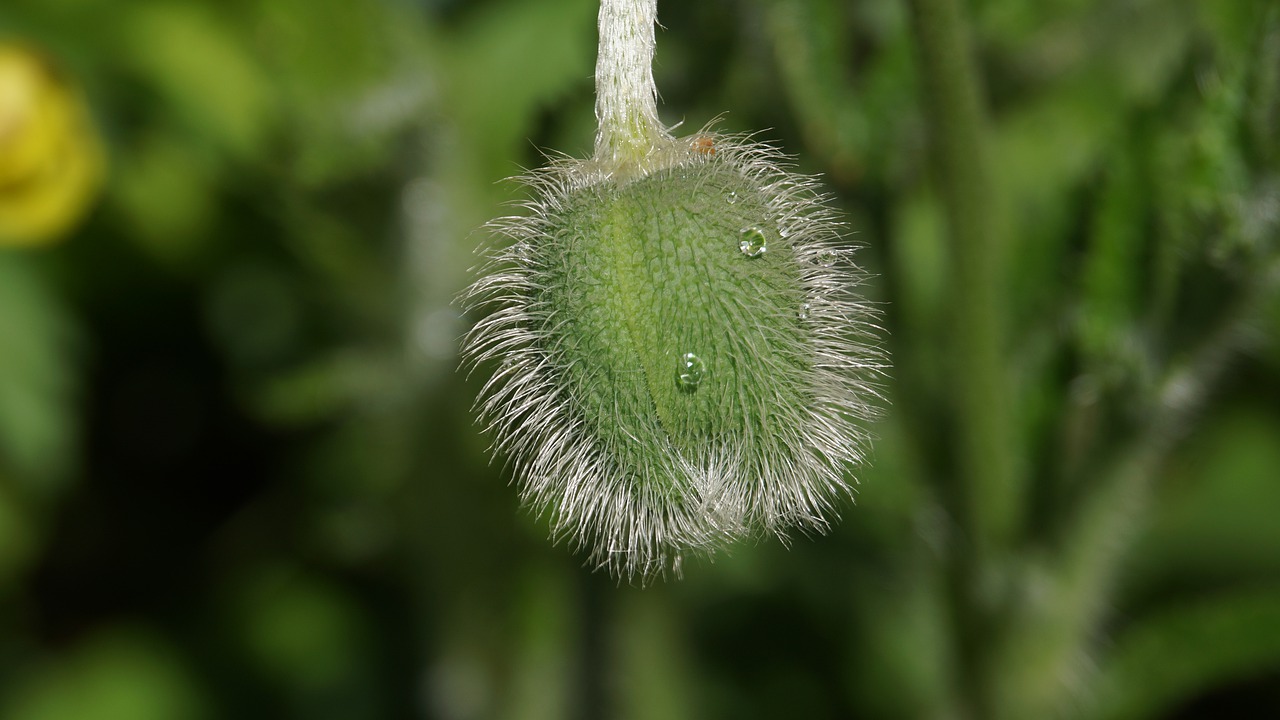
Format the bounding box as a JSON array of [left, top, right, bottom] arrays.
[[594, 0, 667, 164]]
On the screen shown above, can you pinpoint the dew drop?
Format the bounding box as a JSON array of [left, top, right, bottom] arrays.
[[726, 190, 738, 205], [738, 226, 768, 258], [798, 302, 811, 320], [676, 352, 705, 390], [815, 249, 839, 267]]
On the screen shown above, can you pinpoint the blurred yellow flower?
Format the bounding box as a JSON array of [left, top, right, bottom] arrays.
[[0, 44, 105, 246]]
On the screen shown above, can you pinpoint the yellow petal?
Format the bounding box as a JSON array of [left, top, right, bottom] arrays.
[[0, 45, 105, 246]]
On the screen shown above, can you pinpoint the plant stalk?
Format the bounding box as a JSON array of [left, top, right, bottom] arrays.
[[594, 0, 668, 164], [907, 0, 1016, 559], [906, 0, 1017, 716]]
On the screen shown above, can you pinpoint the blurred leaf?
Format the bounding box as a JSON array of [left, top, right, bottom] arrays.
[[253, 350, 405, 425], [109, 130, 216, 263], [890, 191, 946, 358], [203, 260, 304, 369], [0, 254, 77, 488], [996, 0, 1192, 206], [1076, 137, 1149, 383], [254, 0, 391, 106], [767, 0, 916, 184], [997, 0, 1194, 329], [2, 628, 206, 720], [115, 3, 273, 160], [253, 0, 416, 184], [1245, 8, 1280, 163], [612, 587, 698, 720], [446, 0, 596, 181], [1124, 407, 1280, 599], [0, 477, 37, 587], [1094, 585, 1280, 720], [231, 565, 372, 699], [767, 0, 865, 177], [848, 557, 951, 719], [500, 567, 581, 720]]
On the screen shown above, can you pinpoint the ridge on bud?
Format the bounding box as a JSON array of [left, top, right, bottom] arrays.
[[461, 131, 883, 580]]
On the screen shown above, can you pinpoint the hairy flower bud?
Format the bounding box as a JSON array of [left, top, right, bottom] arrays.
[[462, 0, 882, 579], [462, 130, 883, 579]]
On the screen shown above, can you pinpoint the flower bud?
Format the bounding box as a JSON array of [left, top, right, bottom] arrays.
[[463, 131, 882, 579]]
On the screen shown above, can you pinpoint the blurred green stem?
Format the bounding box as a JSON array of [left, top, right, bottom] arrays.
[[906, 0, 1017, 553], [1049, 253, 1280, 681], [906, 0, 1016, 716], [989, 256, 1280, 719]]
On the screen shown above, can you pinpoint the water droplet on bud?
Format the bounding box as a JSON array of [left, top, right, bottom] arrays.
[[676, 352, 706, 390], [738, 226, 768, 258]]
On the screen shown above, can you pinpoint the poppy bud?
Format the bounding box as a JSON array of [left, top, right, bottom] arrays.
[[462, 0, 883, 579]]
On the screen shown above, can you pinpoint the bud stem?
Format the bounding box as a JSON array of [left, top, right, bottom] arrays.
[[594, 0, 668, 165]]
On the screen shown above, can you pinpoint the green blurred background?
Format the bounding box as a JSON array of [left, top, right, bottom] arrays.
[[1, 0, 1279, 718]]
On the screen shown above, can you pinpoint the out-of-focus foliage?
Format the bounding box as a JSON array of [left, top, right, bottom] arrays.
[[0, 0, 1277, 718]]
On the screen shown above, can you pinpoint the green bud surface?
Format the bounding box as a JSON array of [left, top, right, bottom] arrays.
[[463, 135, 882, 578]]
